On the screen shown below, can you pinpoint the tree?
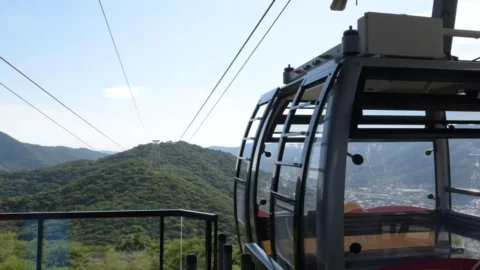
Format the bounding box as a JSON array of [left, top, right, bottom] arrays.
[[115, 226, 152, 252]]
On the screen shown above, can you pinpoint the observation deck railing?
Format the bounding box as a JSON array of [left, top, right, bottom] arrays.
[[0, 209, 218, 270]]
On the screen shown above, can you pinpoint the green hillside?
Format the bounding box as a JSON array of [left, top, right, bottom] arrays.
[[0, 140, 239, 269], [0, 141, 236, 243], [0, 131, 104, 171]]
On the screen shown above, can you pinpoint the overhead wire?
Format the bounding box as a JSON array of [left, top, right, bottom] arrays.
[[2, 81, 155, 171], [98, 0, 149, 142], [1, 81, 159, 168], [188, 0, 292, 142], [0, 82, 105, 156], [0, 56, 126, 151], [178, 0, 277, 141]]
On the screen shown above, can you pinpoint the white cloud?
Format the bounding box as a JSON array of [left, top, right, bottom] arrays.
[[103, 86, 145, 99]]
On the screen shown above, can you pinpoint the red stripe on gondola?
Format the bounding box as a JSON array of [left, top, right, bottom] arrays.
[[258, 209, 269, 217]]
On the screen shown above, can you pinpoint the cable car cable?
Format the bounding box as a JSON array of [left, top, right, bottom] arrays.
[[2, 81, 154, 181], [188, 0, 292, 142], [98, 0, 149, 142], [178, 0, 277, 141], [0, 56, 126, 151], [0, 82, 105, 156]]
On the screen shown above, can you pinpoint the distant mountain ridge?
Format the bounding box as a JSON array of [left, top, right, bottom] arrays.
[[100, 150, 117, 155], [0, 131, 105, 171], [209, 146, 239, 157]]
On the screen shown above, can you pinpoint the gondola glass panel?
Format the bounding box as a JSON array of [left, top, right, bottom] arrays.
[[255, 104, 267, 121], [236, 182, 248, 246], [251, 92, 297, 256], [272, 83, 317, 268], [451, 192, 480, 217], [343, 74, 459, 267], [246, 104, 268, 243], [448, 112, 480, 217], [248, 120, 261, 138], [345, 142, 435, 210], [451, 234, 480, 259], [274, 196, 295, 268], [344, 141, 436, 265], [303, 95, 330, 269], [254, 142, 277, 254], [277, 162, 301, 198], [238, 162, 248, 182], [257, 143, 278, 212]]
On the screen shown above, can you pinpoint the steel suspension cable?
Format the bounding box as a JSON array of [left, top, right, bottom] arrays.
[[98, 0, 149, 141], [0, 56, 126, 151], [188, 0, 292, 142], [178, 0, 277, 141], [0, 82, 105, 155]]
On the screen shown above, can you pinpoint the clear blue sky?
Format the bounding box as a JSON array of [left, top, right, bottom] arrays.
[[0, 0, 477, 151]]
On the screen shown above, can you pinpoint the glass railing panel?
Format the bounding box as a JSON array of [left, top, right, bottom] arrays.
[[0, 211, 217, 270], [163, 216, 213, 270], [0, 220, 38, 269], [44, 218, 159, 269]]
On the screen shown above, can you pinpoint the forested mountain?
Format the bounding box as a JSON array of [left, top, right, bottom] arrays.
[[0, 141, 236, 236], [0, 131, 105, 171], [0, 140, 240, 269]]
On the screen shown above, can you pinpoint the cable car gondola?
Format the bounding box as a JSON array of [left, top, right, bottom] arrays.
[[234, 12, 480, 270]]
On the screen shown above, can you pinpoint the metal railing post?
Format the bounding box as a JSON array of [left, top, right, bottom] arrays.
[[217, 234, 227, 270], [223, 244, 232, 270], [160, 216, 164, 270], [187, 254, 197, 270], [36, 219, 44, 270], [241, 253, 252, 270], [205, 220, 212, 270], [213, 221, 218, 270]]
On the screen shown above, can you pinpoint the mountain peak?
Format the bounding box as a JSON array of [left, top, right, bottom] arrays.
[[0, 131, 104, 171]]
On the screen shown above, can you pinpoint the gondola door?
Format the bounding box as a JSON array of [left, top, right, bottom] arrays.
[[268, 82, 316, 269], [234, 89, 278, 251], [269, 62, 337, 269]]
